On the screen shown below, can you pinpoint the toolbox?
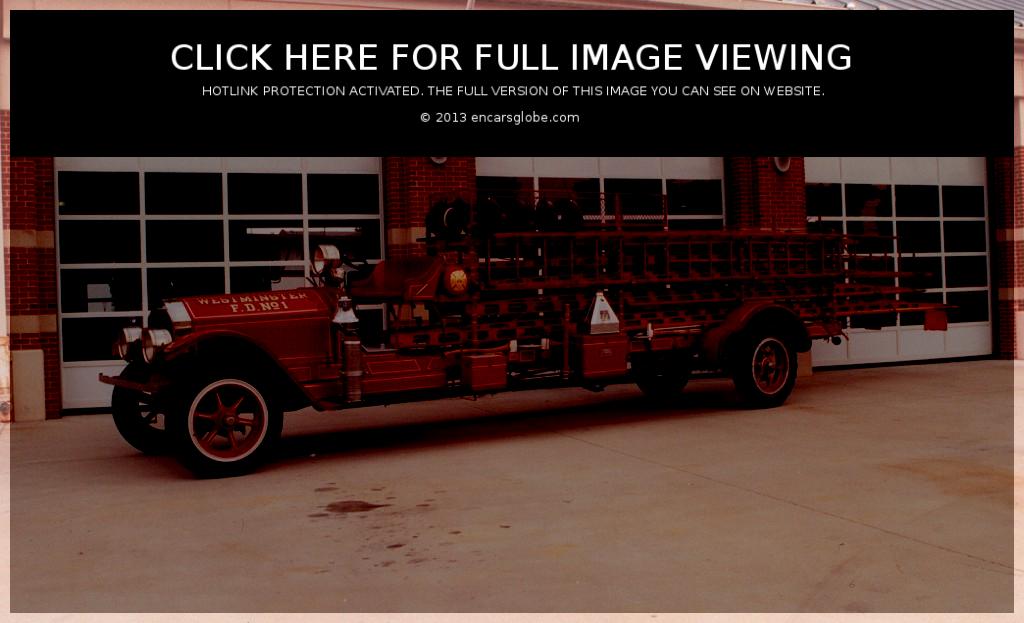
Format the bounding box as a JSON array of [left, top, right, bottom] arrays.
[[461, 353, 508, 392]]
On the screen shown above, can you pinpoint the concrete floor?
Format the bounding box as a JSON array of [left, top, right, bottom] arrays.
[[3, 360, 1018, 612]]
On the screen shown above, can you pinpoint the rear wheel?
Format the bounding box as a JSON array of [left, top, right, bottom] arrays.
[[168, 376, 282, 478], [111, 363, 168, 455], [731, 332, 797, 408], [632, 352, 691, 401]]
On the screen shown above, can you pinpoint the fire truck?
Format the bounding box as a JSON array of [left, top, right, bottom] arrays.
[[100, 193, 948, 477]]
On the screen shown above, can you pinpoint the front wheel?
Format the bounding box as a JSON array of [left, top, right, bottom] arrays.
[[730, 333, 798, 409], [111, 363, 168, 455], [168, 377, 283, 478]]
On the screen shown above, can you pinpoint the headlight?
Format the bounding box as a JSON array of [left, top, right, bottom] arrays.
[[312, 244, 341, 276], [141, 329, 173, 363], [115, 327, 143, 360]]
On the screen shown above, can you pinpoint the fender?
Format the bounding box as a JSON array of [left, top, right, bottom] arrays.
[[702, 302, 810, 368], [159, 329, 317, 411]]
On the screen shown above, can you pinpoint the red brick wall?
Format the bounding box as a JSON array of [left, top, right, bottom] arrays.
[[724, 157, 807, 232], [989, 153, 1022, 359], [382, 157, 476, 257], [2, 111, 9, 322], [724, 156, 802, 232], [3, 109, 62, 419]]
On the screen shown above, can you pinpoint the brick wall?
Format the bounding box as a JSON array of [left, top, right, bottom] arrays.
[[2, 109, 61, 419], [990, 152, 1022, 359], [382, 157, 476, 257], [724, 157, 807, 232]]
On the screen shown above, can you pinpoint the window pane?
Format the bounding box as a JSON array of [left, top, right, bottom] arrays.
[[146, 220, 224, 263], [59, 220, 140, 264], [148, 267, 225, 309], [230, 266, 307, 293], [807, 219, 843, 235], [477, 176, 533, 205], [310, 219, 382, 261], [227, 173, 301, 214], [667, 219, 723, 231], [847, 220, 893, 254], [145, 173, 222, 215], [850, 312, 897, 330], [62, 316, 142, 362], [805, 183, 842, 218], [604, 178, 662, 218], [947, 291, 989, 323], [228, 220, 304, 262], [943, 221, 987, 252], [477, 176, 533, 197], [308, 174, 380, 215], [900, 291, 944, 326], [666, 180, 722, 216], [942, 185, 984, 217], [896, 221, 941, 254], [944, 256, 988, 288], [851, 259, 896, 326], [845, 184, 892, 217], [58, 171, 138, 215], [476, 176, 534, 230], [538, 178, 599, 217], [60, 268, 141, 313], [895, 185, 939, 217], [898, 256, 942, 290], [850, 255, 895, 288]]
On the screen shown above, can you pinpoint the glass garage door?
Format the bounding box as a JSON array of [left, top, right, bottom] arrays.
[[805, 157, 991, 365], [475, 157, 725, 230], [55, 157, 383, 409]]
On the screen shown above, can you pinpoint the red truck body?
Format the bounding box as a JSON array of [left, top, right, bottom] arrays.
[[101, 200, 947, 477]]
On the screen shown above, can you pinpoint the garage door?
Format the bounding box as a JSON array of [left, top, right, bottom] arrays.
[[806, 157, 991, 365], [55, 157, 383, 409], [475, 157, 725, 229]]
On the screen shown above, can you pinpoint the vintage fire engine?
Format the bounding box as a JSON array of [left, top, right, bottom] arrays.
[[100, 194, 948, 477]]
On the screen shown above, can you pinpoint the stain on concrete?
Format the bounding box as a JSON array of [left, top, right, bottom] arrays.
[[314, 486, 338, 492], [307, 513, 329, 518], [386, 543, 405, 549], [324, 500, 392, 514], [884, 458, 1014, 500]]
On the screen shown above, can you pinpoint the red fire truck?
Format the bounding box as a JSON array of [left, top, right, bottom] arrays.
[[101, 195, 947, 477]]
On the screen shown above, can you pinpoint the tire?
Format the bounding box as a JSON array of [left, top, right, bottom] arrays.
[[111, 362, 168, 455], [730, 332, 798, 409], [632, 352, 691, 401], [168, 376, 283, 478]]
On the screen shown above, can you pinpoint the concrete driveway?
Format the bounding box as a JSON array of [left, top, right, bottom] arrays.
[[4, 360, 1017, 612]]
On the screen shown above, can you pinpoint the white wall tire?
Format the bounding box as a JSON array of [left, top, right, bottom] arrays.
[[170, 377, 282, 478]]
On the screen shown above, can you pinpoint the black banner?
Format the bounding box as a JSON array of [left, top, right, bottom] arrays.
[[10, 9, 1013, 156]]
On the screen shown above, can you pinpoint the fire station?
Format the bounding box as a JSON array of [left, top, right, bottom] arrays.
[[2, 0, 1022, 422]]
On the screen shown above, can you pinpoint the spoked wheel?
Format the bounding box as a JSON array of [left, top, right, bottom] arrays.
[[170, 377, 282, 478], [731, 333, 797, 409], [111, 363, 168, 455]]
